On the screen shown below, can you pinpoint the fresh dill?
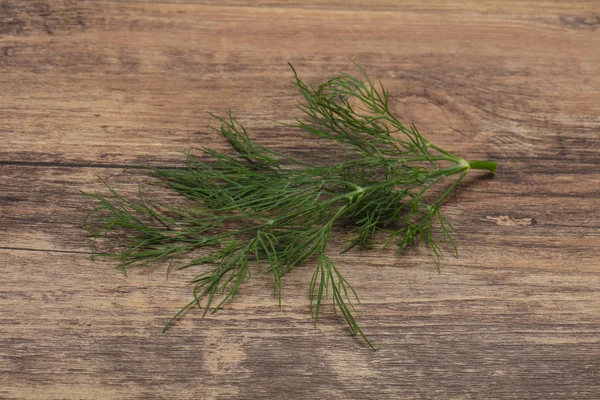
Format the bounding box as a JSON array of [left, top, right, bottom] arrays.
[[83, 64, 497, 350]]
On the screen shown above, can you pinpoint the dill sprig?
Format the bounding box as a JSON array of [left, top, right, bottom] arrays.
[[83, 64, 496, 350]]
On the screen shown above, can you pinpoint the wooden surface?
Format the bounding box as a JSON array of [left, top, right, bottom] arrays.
[[1, 1, 599, 399]]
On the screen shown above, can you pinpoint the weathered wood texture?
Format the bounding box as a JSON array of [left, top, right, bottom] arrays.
[[1, 1, 599, 399]]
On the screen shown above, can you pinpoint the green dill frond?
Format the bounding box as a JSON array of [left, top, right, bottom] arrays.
[[83, 64, 497, 350]]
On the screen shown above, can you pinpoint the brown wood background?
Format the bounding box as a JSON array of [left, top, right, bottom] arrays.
[[1, 1, 599, 399]]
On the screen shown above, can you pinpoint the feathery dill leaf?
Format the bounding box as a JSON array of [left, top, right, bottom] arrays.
[[83, 64, 497, 350]]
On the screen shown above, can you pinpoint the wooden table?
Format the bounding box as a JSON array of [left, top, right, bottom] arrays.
[[1, 1, 599, 399]]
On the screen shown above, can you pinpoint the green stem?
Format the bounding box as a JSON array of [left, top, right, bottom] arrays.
[[467, 160, 497, 174]]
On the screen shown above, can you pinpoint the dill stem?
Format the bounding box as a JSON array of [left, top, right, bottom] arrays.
[[467, 160, 497, 174]]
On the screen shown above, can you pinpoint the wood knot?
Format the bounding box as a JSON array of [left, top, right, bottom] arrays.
[[485, 215, 534, 226]]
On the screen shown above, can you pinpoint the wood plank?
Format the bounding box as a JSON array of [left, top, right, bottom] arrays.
[[1, 1, 599, 166], [1, 165, 598, 251], [1, 244, 599, 399], [85, 0, 600, 15]]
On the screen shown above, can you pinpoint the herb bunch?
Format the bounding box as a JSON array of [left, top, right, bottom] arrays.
[[84, 64, 496, 349]]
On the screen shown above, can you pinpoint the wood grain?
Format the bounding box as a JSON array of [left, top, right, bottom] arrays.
[[1, 1, 599, 399]]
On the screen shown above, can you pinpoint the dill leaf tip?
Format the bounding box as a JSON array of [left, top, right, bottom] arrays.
[[83, 63, 497, 350]]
